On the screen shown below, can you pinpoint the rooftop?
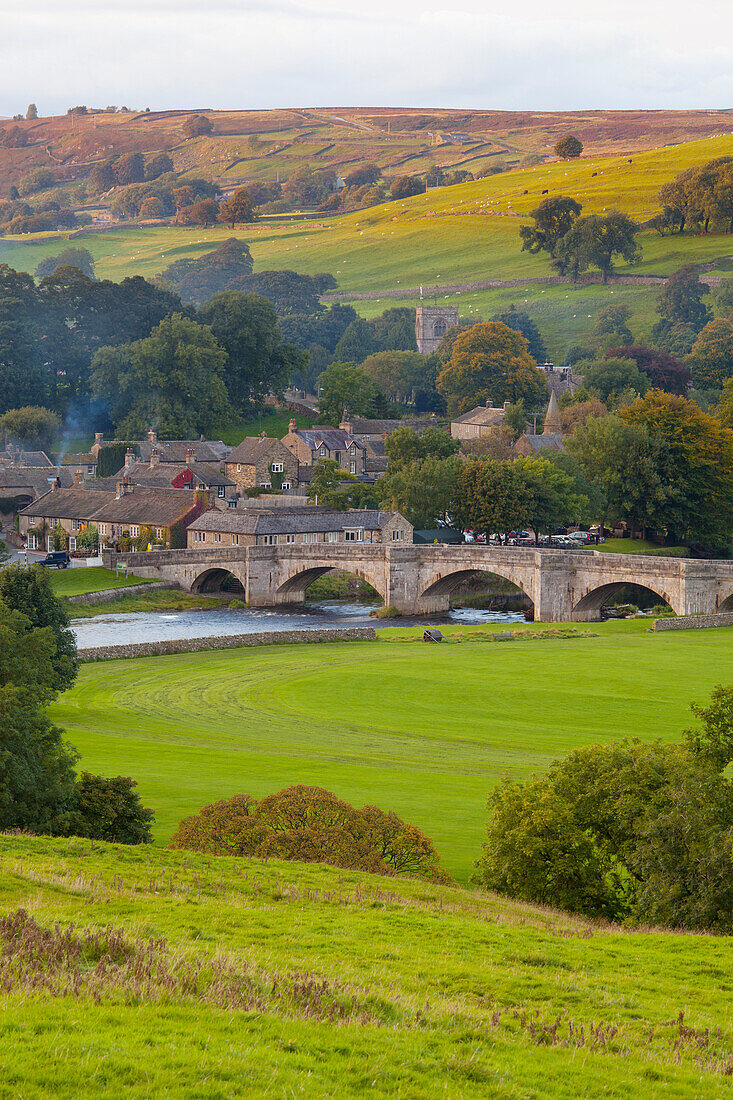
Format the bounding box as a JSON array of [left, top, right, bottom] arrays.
[[189, 508, 405, 536], [451, 406, 507, 426]]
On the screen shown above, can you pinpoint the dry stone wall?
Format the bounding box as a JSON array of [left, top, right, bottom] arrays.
[[78, 626, 377, 661], [67, 582, 176, 606], [653, 613, 733, 631]]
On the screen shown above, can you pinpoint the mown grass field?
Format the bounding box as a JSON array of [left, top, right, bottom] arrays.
[[50, 620, 733, 882], [4, 134, 733, 360], [48, 567, 153, 597], [2, 832, 733, 1098]]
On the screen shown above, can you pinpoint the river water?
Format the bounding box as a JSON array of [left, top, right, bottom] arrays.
[[70, 600, 526, 649]]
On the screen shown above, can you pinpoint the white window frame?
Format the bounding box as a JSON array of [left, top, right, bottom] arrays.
[[68, 536, 76, 551], [271, 462, 284, 473], [218, 485, 225, 498], [237, 463, 242, 472], [304, 532, 319, 544], [28, 533, 38, 550], [284, 533, 296, 543], [130, 525, 139, 537], [231, 533, 239, 545], [261, 534, 278, 546], [349, 461, 356, 474], [319, 446, 326, 456], [282, 481, 291, 490], [344, 529, 363, 542], [155, 528, 164, 540], [327, 531, 339, 543]]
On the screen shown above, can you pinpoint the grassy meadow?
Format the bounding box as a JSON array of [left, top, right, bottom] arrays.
[[3, 134, 733, 360], [2, 831, 733, 1097], [48, 566, 154, 597], [50, 620, 733, 882]]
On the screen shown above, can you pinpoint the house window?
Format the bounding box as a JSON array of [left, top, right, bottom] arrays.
[[68, 536, 76, 551], [284, 534, 295, 544], [327, 531, 339, 543], [155, 528, 164, 540], [47, 536, 53, 552], [349, 461, 356, 474], [130, 526, 139, 537], [28, 534, 38, 550], [261, 534, 278, 545], [282, 481, 291, 490], [319, 446, 326, 456], [271, 462, 284, 473], [213, 533, 222, 543], [304, 532, 318, 544], [344, 529, 363, 542], [334, 451, 341, 463], [391, 529, 405, 541], [237, 464, 242, 472], [231, 534, 239, 545], [218, 485, 225, 498], [350, 446, 355, 454], [260, 481, 271, 489]]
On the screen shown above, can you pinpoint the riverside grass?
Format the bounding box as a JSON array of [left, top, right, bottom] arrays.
[[48, 566, 154, 598], [48, 618, 733, 882], [3, 134, 733, 361], [2, 835, 733, 1099]]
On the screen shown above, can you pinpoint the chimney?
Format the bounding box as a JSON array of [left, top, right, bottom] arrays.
[[94, 432, 103, 446], [288, 418, 297, 433], [124, 447, 136, 469], [185, 447, 195, 466], [149, 448, 160, 468], [147, 428, 157, 445], [115, 478, 134, 499], [74, 468, 84, 486]]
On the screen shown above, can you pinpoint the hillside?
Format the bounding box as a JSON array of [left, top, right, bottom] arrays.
[[2, 106, 733, 197], [3, 132, 733, 358], [1, 832, 732, 1098]]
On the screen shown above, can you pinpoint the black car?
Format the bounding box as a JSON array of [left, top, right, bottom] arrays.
[[38, 550, 71, 569]]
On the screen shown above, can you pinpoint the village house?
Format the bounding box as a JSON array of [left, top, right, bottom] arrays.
[[450, 404, 508, 441], [281, 421, 366, 476], [110, 448, 236, 503], [225, 435, 299, 494], [52, 452, 98, 478], [91, 429, 228, 465], [338, 417, 438, 443], [187, 508, 413, 548], [19, 483, 206, 551]]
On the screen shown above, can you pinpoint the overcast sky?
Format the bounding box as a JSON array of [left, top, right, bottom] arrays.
[[2, 0, 733, 114]]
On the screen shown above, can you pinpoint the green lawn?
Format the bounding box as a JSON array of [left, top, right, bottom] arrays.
[[601, 538, 690, 555], [2, 832, 733, 1098], [50, 620, 733, 882], [48, 566, 154, 598], [66, 589, 226, 618]]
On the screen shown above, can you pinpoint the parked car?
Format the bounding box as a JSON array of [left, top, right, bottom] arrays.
[[38, 550, 71, 569]]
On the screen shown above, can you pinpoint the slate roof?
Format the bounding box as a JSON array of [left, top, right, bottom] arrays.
[[20, 487, 198, 526], [52, 453, 97, 467], [340, 418, 436, 435], [0, 468, 76, 497], [135, 440, 226, 463], [451, 406, 506, 426], [228, 437, 290, 464], [113, 461, 234, 488], [189, 508, 402, 536], [294, 428, 365, 452], [515, 434, 564, 453], [19, 488, 115, 520], [0, 450, 54, 468]]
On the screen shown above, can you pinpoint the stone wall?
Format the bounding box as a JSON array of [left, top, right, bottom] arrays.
[[67, 581, 176, 606], [653, 613, 733, 631], [78, 625, 377, 661]]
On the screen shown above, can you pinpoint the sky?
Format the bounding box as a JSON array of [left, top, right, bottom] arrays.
[[2, 0, 733, 114]]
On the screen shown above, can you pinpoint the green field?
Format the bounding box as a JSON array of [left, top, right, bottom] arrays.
[[48, 567, 154, 597], [2, 831, 733, 1098], [50, 621, 733, 882], [4, 134, 733, 360]]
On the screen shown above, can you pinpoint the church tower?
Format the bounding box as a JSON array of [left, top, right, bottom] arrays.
[[543, 390, 562, 436]]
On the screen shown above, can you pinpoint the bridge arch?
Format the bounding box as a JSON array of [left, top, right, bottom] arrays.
[[276, 565, 387, 605], [420, 567, 535, 614], [571, 580, 676, 620], [718, 591, 733, 612], [191, 567, 246, 595]]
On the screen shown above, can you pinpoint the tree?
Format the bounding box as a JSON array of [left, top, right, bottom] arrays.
[[606, 346, 691, 395], [378, 454, 462, 528], [68, 773, 154, 843], [621, 391, 733, 549], [282, 165, 331, 208], [139, 196, 165, 219], [452, 458, 534, 539], [160, 237, 254, 305], [334, 319, 377, 364], [0, 564, 78, 696], [579, 356, 650, 407], [519, 196, 582, 259], [306, 458, 354, 509], [514, 455, 588, 538], [89, 161, 117, 193], [26, 103, 38, 120], [368, 307, 418, 353], [554, 212, 641, 283], [0, 406, 60, 450], [113, 153, 145, 185], [361, 350, 429, 404], [651, 264, 708, 336], [35, 248, 95, 280], [554, 134, 583, 160], [18, 168, 53, 196], [686, 318, 733, 390], [177, 198, 219, 226], [390, 175, 423, 199], [559, 396, 608, 434], [198, 291, 304, 409], [144, 152, 173, 180], [90, 313, 230, 438], [2, 127, 28, 148], [182, 114, 213, 139], [436, 321, 548, 416], [345, 163, 381, 188], [591, 302, 633, 349], [170, 784, 449, 883], [218, 187, 256, 228], [384, 426, 459, 466], [568, 414, 667, 537], [491, 306, 547, 363], [658, 167, 704, 235], [317, 362, 382, 424]]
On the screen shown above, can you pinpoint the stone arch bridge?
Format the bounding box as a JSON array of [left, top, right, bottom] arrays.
[[102, 545, 733, 621]]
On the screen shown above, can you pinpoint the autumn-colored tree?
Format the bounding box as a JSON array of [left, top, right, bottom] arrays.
[[218, 187, 256, 227], [559, 396, 607, 434], [182, 114, 213, 139], [170, 785, 449, 883], [554, 134, 583, 160], [177, 198, 219, 226], [436, 321, 547, 416], [138, 196, 165, 219], [686, 318, 733, 390]]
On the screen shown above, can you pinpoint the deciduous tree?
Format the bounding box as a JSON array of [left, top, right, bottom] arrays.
[[519, 196, 582, 259], [554, 134, 583, 160], [436, 321, 548, 415]]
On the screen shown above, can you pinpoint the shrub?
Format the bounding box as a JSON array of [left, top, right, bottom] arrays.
[[68, 772, 154, 844], [171, 785, 450, 883]]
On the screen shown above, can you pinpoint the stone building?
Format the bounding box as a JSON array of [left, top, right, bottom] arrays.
[[226, 436, 299, 494], [281, 422, 366, 476], [187, 508, 413, 548], [513, 391, 564, 456], [450, 404, 508, 441], [415, 304, 459, 354], [108, 449, 236, 504]]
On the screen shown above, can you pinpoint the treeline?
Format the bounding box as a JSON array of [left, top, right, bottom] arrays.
[[655, 155, 733, 235]]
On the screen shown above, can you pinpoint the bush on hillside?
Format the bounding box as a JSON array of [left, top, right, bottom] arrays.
[[68, 772, 154, 844], [170, 784, 450, 883]]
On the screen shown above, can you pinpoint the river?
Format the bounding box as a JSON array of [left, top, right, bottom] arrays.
[[70, 600, 526, 649]]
